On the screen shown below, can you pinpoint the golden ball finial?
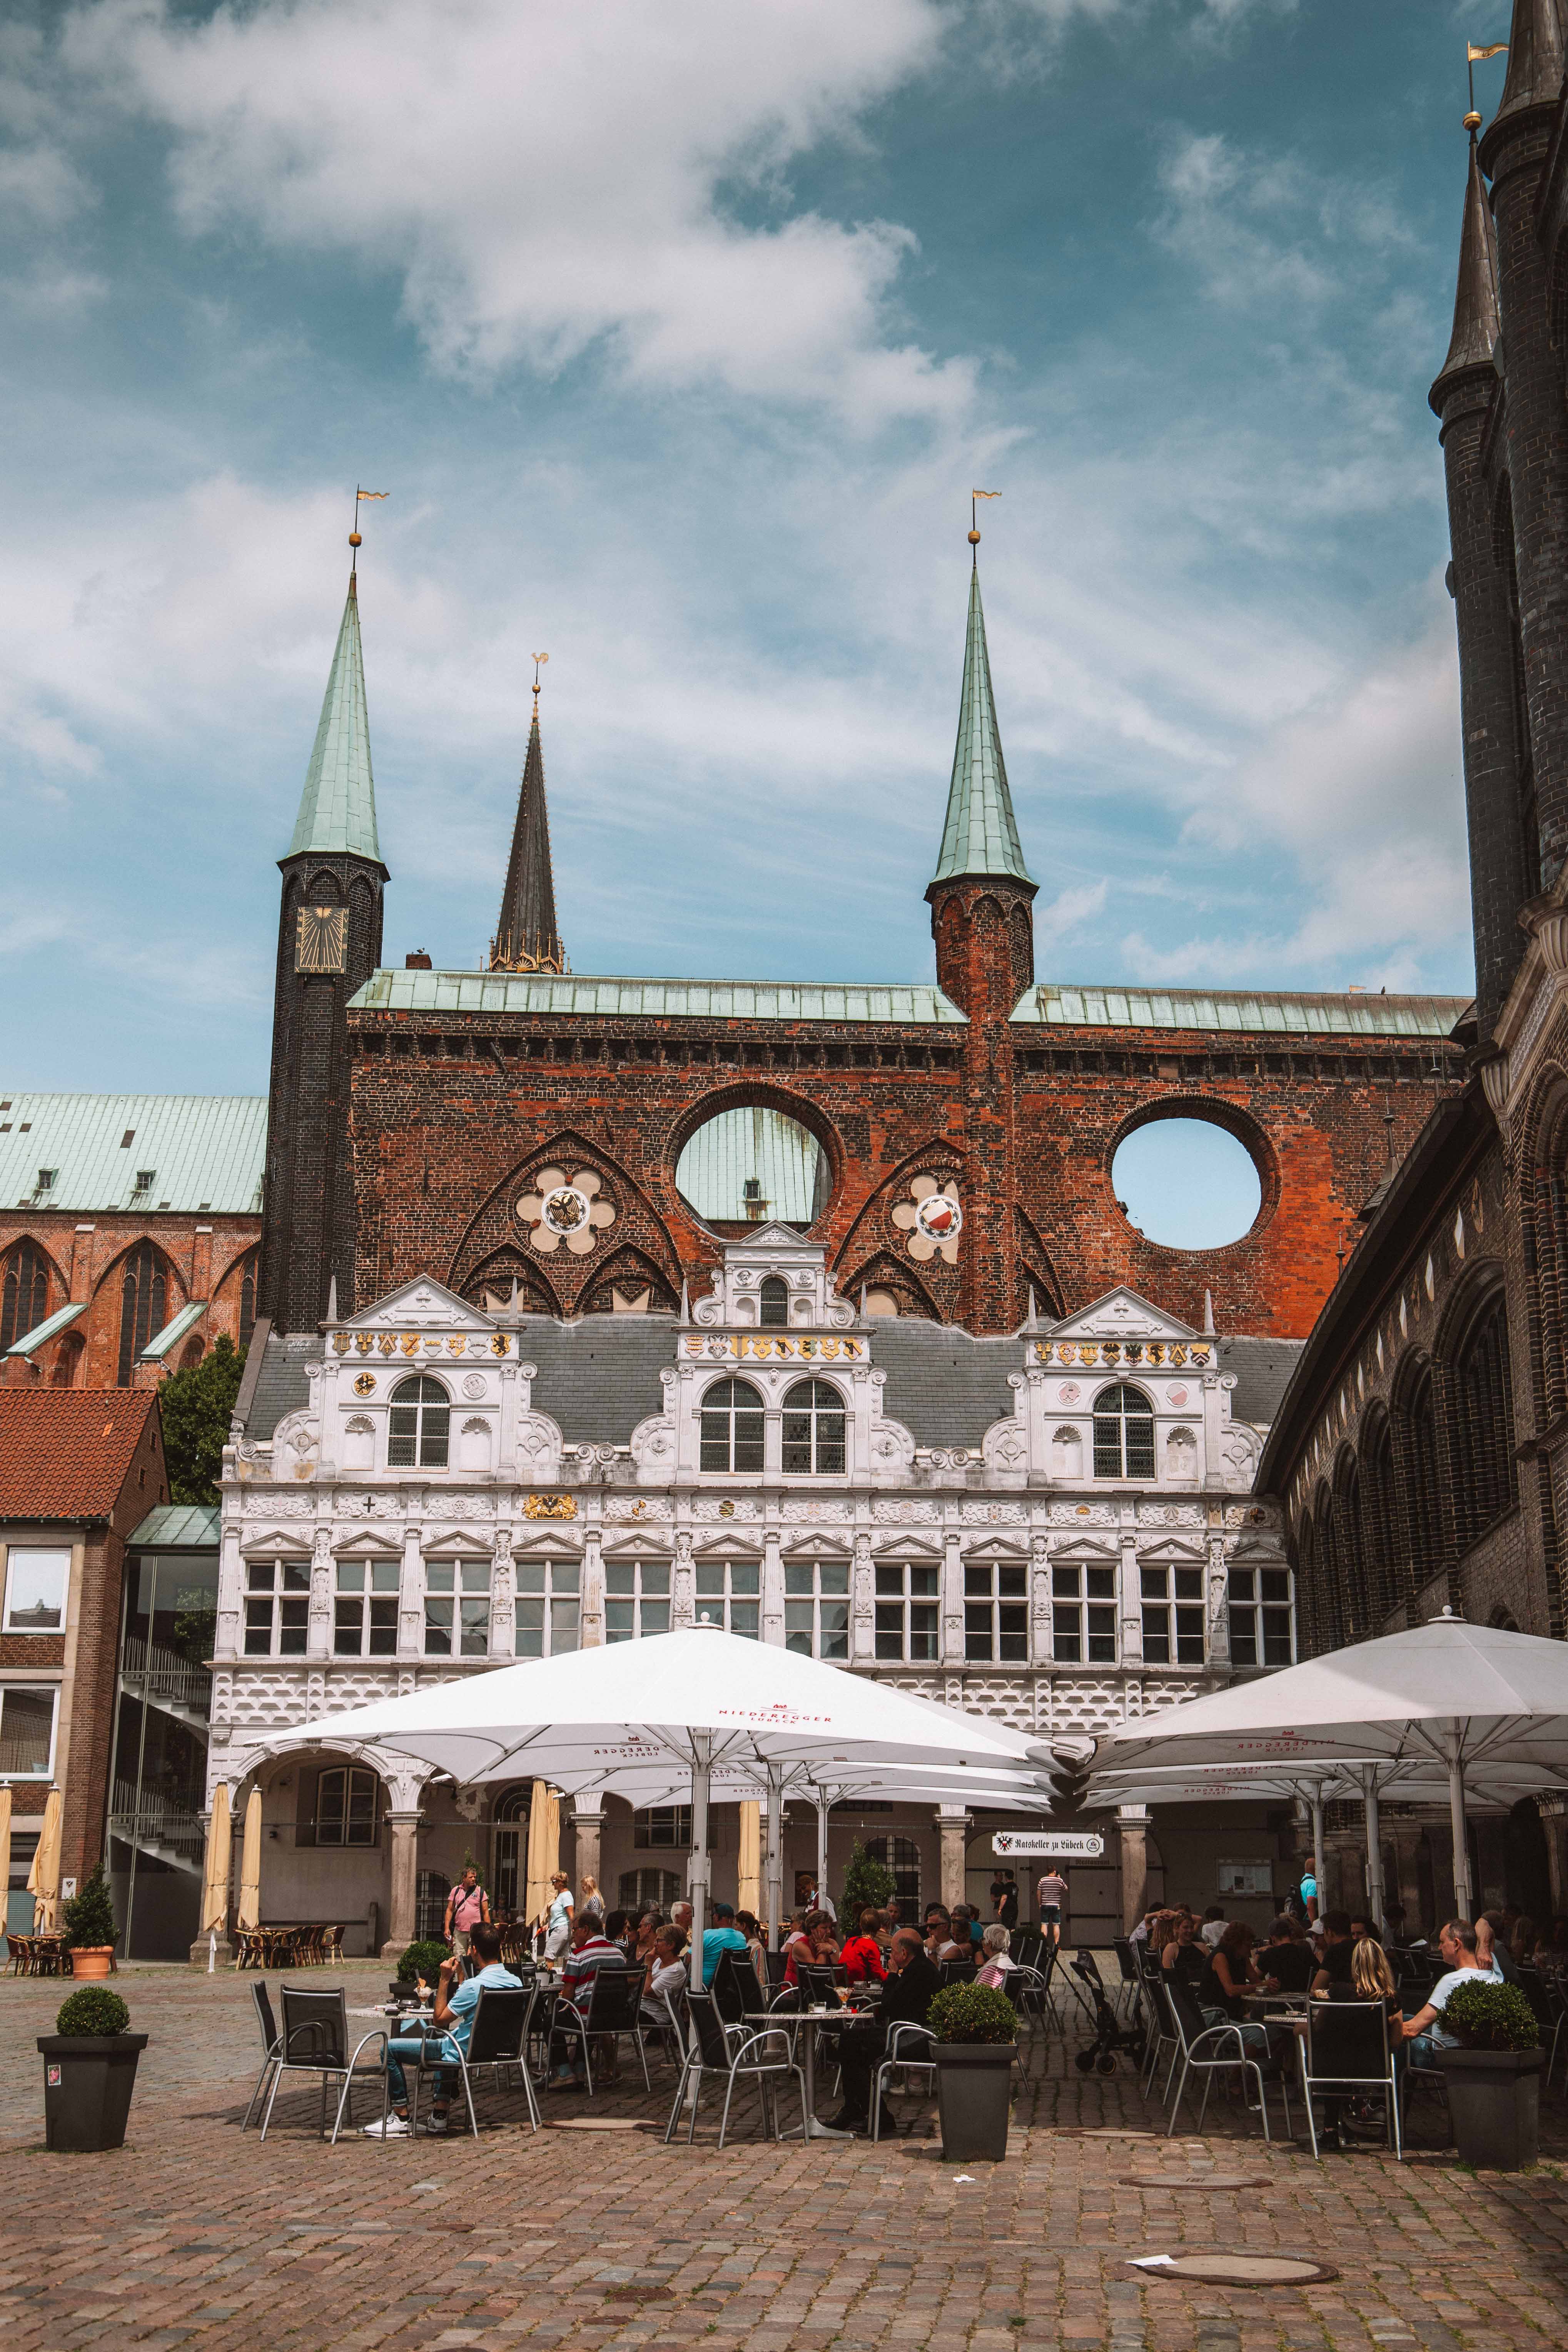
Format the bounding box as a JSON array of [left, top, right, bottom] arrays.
[[1464, 110, 1482, 131], [968, 528, 981, 545], [349, 531, 362, 548]]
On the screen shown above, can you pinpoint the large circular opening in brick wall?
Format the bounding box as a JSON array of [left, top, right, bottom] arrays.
[[1111, 1115, 1262, 1250], [675, 1106, 829, 1232]]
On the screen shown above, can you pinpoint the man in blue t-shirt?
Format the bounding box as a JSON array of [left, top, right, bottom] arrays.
[[701, 1901, 750, 1987], [366, 1922, 522, 2137]]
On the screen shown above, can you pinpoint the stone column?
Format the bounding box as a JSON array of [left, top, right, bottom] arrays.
[[941, 1530, 964, 1664], [937, 1805, 968, 1910], [572, 1800, 603, 1896], [580, 1524, 605, 1647], [382, 1810, 422, 1958], [1118, 1517, 1142, 1665], [1116, 1806, 1153, 1932], [761, 1530, 784, 1646]]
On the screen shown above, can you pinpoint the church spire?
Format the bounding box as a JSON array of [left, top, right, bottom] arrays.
[[490, 664, 566, 974], [286, 574, 382, 862], [1493, 0, 1565, 127], [1432, 124, 1501, 404], [930, 549, 1033, 888]]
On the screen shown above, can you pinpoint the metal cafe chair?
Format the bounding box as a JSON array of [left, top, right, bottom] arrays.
[[553, 1965, 651, 2095], [1137, 1969, 1180, 2101], [1296, 1998, 1401, 2160], [939, 1956, 977, 1986], [401, 1985, 542, 2138], [870, 2021, 936, 2141], [663, 1988, 805, 2150], [712, 1946, 765, 2030], [1162, 1973, 1293, 2144], [259, 1984, 388, 2143], [240, 1978, 284, 2132]]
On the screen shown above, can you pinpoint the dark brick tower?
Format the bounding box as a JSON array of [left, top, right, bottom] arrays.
[[489, 673, 566, 973], [258, 570, 387, 1333], [1431, 123, 1529, 1037], [926, 542, 1037, 1330], [1477, 2, 1568, 909]]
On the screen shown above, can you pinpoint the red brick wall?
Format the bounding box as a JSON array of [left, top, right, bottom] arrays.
[[0, 1213, 261, 1388], [348, 1003, 1461, 1339]]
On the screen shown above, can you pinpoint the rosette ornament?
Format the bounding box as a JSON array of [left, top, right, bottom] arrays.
[[516, 1167, 617, 1256], [890, 1174, 963, 1264]]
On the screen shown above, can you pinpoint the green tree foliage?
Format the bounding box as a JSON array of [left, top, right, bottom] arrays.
[[838, 1839, 895, 1923], [56, 1986, 130, 2037], [158, 1336, 246, 1505], [60, 1862, 118, 1952]]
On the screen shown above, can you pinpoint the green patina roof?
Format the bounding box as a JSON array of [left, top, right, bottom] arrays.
[[1014, 984, 1472, 1039], [930, 560, 1033, 888], [286, 578, 382, 863], [351, 971, 967, 1022], [128, 1502, 221, 1550], [0, 1093, 266, 1213]]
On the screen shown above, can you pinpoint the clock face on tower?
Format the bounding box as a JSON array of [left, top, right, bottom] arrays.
[[296, 904, 348, 973]]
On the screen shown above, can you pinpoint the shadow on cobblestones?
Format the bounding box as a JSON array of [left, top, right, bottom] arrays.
[[0, 1963, 1565, 2352]]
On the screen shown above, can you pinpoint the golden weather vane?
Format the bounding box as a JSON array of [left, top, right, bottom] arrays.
[[969, 488, 1000, 546], [348, 486, 390, 571], [1466, 38, 1508, 125], [530, 651, 549, 703]]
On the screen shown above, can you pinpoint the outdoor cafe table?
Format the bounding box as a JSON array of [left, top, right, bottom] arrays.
[[743, 2001, 883, 2140]]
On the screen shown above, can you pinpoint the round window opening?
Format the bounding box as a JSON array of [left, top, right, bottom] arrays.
[[1110, 1117, 1262, 1251], [675, 1106, 829, 1230]]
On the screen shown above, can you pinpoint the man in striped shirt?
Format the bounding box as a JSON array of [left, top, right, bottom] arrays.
[[550, 1914, 625, 2090]]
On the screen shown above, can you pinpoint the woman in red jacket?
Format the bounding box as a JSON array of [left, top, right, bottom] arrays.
[[840, 1907, 888, 1984]]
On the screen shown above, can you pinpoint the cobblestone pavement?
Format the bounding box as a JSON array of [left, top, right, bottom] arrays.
[[1, 1963, 1565, 2352]]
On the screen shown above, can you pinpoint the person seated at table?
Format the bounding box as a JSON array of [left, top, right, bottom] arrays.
[[1401, 1919, 1501, 2064], [1475, 1912, 1521, 1983], [1198, 1921, 1262, 2020], [779, 1908, 812, 1976], [640, 1926, 689, 2031], [922, 1907, 951, 1960], [841, 1908, 889, 1985], [1510, 1914, 1541, 1967], [549, 1913, 627, 2089], [1160, 1912, 1209, 1989], [783, 1909, 840, 1987], [976, 1924, 1017, 1990], [1129, 1907, 1162, 1947], [1310, 1911, 1356, 1996], [602, 1908, 635, 1963], [1348, 1911, 1386, 1951], [735, 1910, 768, 1973], [826, 1928, 942, 2138], [1325, 1935, 1403, 2033], [630, 1909, 664, 1971], [938, 1908, 976, 1963], [700, 1901, 750, 1989], [1199, 1904, 1228, 1951], [366, 1923, 522, 2138], [1259, 1915, 1315, 1993]]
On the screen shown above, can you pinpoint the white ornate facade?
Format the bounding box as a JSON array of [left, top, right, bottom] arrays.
[[211, 1230, 1292, 1953]]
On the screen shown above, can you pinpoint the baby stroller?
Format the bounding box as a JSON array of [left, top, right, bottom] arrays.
[[1069, 1948, 1146, 2076]]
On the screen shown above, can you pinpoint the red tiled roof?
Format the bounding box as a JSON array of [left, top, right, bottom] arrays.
[[0, 1389, 160, 1522]]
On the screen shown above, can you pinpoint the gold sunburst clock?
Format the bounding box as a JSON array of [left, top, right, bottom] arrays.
[[296, 904, 348, 973]]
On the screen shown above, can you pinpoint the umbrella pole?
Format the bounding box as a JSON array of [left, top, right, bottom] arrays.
[[816, 1796, 830, 1916], [1310, 1796, 1326, 1919], [1359, 1766, 1385, 1928], [688, 1734, 712, 1994], [1448, 1744, 1473, 1922], [765, 1764, 785, 1952]]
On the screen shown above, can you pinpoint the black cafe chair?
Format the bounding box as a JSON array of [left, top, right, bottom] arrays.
[[259, 1984, 387, 2143]]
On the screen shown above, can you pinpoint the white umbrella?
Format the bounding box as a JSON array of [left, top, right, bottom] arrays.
[[280, 1624, 1044, 1985], [1100, 1611, 1568, 1919]]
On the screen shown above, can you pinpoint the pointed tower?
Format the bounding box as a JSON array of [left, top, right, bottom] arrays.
[[927, 530, 1038, 1332], [258, 568, 389, 1334], [926, 541, 1037, 1017], [1478, 0, 1568, 905], [490, 677, 565, 972], [1431, 121, 1531, 1035]]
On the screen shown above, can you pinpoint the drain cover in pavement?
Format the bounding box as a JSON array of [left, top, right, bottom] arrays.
[[1132, 2253, 1337, 2286], [1117, 2175, 1269, 2192], [546, 2115, 661, 2130]]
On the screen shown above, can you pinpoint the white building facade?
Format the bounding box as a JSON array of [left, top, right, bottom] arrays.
[[208, 1229, 1296, 1956]]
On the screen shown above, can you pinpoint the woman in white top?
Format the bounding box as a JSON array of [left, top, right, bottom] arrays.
[[540, 1872, 574, 1961]]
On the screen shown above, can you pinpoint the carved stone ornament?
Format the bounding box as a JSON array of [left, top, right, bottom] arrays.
[[353, 1372, 376, 1397], [515, 1166, 617, 1257], [891, 1175, 962, 1263], [523, 1493, 577, 1520], [462, 1372, 487, 1400]]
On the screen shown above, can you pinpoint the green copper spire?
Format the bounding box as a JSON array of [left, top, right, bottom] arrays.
[[286, 575, 382, 861], [930, 556, 1033, 887]]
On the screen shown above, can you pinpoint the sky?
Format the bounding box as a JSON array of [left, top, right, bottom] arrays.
[[0, 0, 1508, 1097]]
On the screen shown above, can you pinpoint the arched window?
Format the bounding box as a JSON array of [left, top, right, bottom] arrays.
[[1316, 1492, 1341, 1650], [238, 1252, 257, 1350], [493, 1784, 530, 1914], [1338, 1458, 1368, 1639], [1092, 1384, 1155, 1480], [117, 1243, 168, 1385], [759, 1276, 789, 1328], [700, 1379, 765, 1473], [1405, 1368, 1442, 1586], [864, 1835, 922, 1911], [782, 1379, 846, 1475], [1363, 1414, 1396, 1624], [1453, 1291, 1518, 1547], [0, 1241, 48, 1352], [387, 1375, 450, 1468], [618, 1867, 682, 1913]]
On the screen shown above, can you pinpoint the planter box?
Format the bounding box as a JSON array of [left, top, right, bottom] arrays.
[[37, 2035, 149, 2153], [1438, 2046, 1543, 2171], [932, 2041, 1017, 2163], [69, 1949, 116, 1981]]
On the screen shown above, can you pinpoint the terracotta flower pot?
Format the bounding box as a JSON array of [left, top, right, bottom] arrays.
[[68, 1948, 116, 1981]]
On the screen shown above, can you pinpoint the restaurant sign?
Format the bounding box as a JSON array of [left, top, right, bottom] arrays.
[[991, 1831, 1105, 1859]]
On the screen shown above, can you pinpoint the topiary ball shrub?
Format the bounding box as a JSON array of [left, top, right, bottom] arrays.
[[396, 1938, 451, 1984], [56, 1986, 131, 2038], [928, 1981, 1018, 2045], [1441, 1979, 1540, 2051]]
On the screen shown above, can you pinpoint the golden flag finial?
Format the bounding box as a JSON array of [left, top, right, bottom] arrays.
[[349, 486, 389, 571], [969, 487, 1000, 546]]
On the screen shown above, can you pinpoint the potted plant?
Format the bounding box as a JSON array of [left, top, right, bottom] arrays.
[[38, 1986, 148, 2152], [60, 1863, 119, 1979], [391, 1937, 450, 2000], [1436, 1979, 1543, 2170], [927, 1979, 1018, 2163]]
